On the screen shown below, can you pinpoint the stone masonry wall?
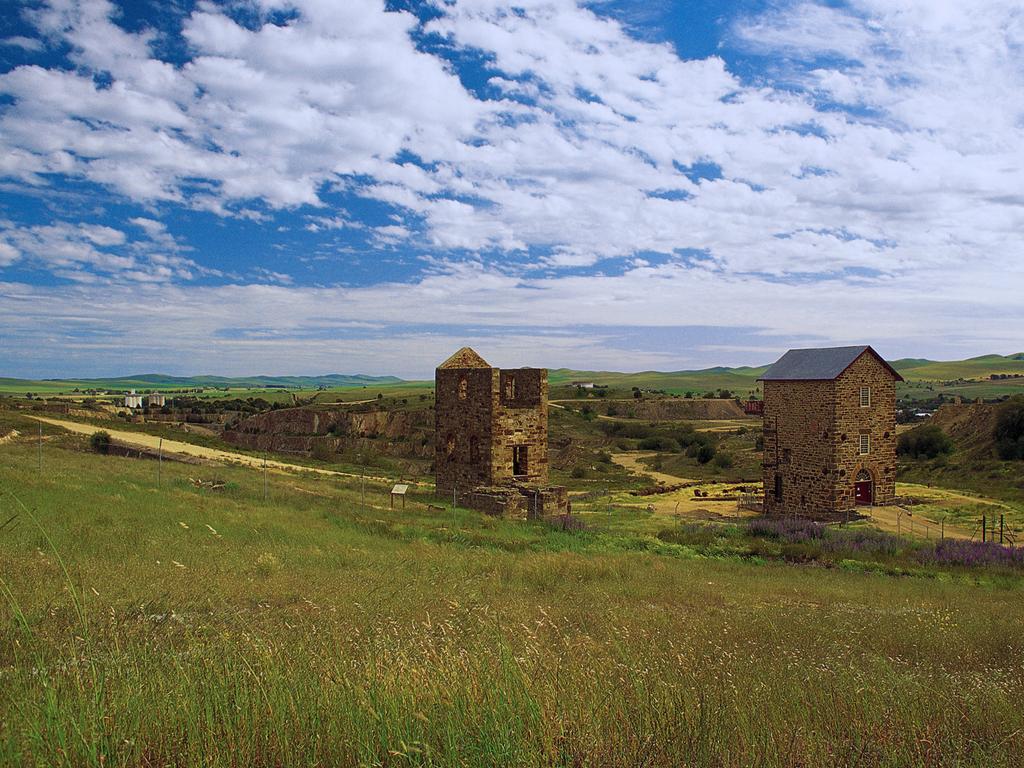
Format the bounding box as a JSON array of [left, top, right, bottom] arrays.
[[832, 353, 898, 508], [436, 353, 564, 517], [435, 367, 496, 493], [763, 352, 898, 515], [491, 368, 548, 486], [762, 380, 836, 515]]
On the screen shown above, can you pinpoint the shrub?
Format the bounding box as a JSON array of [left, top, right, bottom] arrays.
[[994, 396, 1024, 460], [638, 436, 678, 452], [90, 431, 112, 454], [748, 517, 825, 542], [601, 422, 653, 440], [695, 444, 716, 464], [570, 466, 587, 479], [822, 528, 904, 557], [675, 425, 698, 448], [919, 540, 1024, 569], [897, 424, 953, 459], [713, 452, 734, 469]]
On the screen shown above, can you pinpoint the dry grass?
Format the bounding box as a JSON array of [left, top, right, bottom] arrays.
[[1, 413, 1023, 766]]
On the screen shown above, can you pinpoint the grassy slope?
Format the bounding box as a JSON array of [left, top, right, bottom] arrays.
[[1, 411, 1024, 765]]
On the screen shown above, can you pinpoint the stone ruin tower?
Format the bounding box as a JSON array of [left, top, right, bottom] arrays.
[[434, 347, 568, 517], [759, 345, 902, 517]]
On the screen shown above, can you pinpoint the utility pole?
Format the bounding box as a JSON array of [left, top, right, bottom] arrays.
[[360, 456, 365, 511], [158, 438, 163, 486], [37, 422, 42, 473], [263, 453, 268, 501]]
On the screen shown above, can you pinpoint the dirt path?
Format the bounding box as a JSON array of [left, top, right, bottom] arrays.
[[609, 452, 696, 486], [29, 416, 397, 484]]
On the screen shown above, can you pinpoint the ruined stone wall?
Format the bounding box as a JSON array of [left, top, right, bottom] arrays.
[[461, 487, 527, 518], [833, 353, 898, 507], [762, 380, 837, 515], [222, 406, 432, 458], [763, 353, 898, 515], [491, 368, 548, 485], [435, 367, 497, 493]]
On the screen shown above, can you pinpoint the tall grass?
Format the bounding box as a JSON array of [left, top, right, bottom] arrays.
[[1, 423, 1023, 765]]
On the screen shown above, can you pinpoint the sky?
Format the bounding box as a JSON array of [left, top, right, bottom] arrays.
[[0, 0, 1022, 379]]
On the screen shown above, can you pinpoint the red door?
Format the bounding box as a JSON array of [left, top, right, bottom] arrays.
[[854, 481, 873, 505]]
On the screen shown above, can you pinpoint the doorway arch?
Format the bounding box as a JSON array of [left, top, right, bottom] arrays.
[[854, 468, 874, 506]]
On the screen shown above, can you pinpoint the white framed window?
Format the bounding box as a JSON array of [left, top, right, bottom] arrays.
[[859, 434, 870, 455], [859, 386, 871, 407]]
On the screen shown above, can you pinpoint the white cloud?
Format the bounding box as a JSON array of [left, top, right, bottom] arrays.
[[0, 221, 201, 283], [0, 36, 44, 52], [0, 0, 1021, 371]]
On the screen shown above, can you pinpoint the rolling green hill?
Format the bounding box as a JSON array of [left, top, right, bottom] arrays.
[[4, 353, 1023, 398], [896, 354, 1024, 381]]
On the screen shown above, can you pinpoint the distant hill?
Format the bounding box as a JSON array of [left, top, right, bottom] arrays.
[[0, 373, 404, 394], [549, 353, 1024, 395], [3, 353, 1023, 397], [893, 354, 1024, 381]]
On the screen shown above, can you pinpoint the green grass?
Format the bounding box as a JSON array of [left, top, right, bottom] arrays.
[[2, 415, 1024, 765]]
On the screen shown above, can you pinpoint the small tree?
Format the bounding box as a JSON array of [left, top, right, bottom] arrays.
[[897, 424, 953, 459], [90, 431, 112, 454], [695, 444, 716, 464], [994, 396, 1024, 460]]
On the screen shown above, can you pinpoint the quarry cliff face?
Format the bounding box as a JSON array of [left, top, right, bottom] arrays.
[[222, 406, 432, 458]]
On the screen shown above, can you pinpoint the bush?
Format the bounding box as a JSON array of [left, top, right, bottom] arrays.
[[695, 444, 716, 464], [994, 396, 1024, 460], [748, 517, 825, 542], [919, 540, 1024, 569], [638, 436, 678, 452], [897, 424, 953, 459], [713, 452, 734, 469], [570, 466, 587, 479], [90, 431, 112, 454]]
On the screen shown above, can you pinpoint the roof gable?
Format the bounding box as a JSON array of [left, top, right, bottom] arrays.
[[758, 345, 903, 382], [438, 347, 491, 370]]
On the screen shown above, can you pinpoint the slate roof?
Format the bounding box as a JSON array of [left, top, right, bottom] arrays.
[[758, 345, 903, 382], [438, 347, 491, 369]]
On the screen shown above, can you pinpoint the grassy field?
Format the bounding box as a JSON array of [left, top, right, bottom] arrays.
[[2, 410, 1024, 766]]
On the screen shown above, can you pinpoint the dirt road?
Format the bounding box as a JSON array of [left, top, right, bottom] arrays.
[[610, 451, 695, 486], [29, 416, 396, 483]]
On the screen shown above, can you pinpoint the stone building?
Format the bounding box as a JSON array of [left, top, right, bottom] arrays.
[[758, 345, 902, 516], [435, 347, 568, 518]]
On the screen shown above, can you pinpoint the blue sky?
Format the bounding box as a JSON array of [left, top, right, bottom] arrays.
[[0, 0, 1022, 378]]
